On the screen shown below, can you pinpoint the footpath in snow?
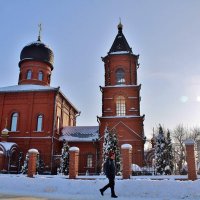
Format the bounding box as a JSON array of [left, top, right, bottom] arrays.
[[0, 174, 200, 200]]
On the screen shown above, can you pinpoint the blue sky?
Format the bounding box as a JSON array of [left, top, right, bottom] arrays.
[[0, 1, 200, 138]]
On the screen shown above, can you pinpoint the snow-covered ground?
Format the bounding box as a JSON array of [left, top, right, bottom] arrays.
[[0, 174, 200, 200]]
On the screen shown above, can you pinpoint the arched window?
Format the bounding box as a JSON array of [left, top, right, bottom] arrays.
[[116, 68, 125, 85], [11, 112, 18, 131], [38, 71, 43, 81], [26, 70, 32, 80], [87, 155, 93, 168], [36, 115, 43, 132], [116, 96, 126, 116]]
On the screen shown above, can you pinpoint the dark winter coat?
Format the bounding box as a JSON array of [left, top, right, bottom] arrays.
[[105, 158, 115, 180]]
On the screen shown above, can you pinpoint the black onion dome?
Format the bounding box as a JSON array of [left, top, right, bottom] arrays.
[[19, 40, 54, 69]]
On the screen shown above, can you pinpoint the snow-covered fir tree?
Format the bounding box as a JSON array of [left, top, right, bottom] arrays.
[[21, 152, 44, 174], [165, 130, 174, 174], [154, 125, 167, 175], [21, 153, 29, 174], [58, 140, 70, 175], [102, 126, 121, 174]]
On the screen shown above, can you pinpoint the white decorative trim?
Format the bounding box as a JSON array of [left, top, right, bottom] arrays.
[[110, 121, 144, 140]]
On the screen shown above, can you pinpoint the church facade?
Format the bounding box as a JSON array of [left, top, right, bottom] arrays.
[[0, 23, 145, 175]]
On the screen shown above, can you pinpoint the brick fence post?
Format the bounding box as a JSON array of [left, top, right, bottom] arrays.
[[69, 147, 79, 179], [121, 144, 132, 179], [0, 151, 4, 171], [27, 149, 39, 178], [184, 139, 197, 181], [1, 128, 9, 142]]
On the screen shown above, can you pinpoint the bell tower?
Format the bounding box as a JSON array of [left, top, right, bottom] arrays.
[[98, 22, 145, 166]]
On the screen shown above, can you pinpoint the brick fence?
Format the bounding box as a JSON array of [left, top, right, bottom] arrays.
[[27, 149, 39, 178], [121, 144, 132, 179], [69, 147, 79, 179], [184, 139, 197, 181]]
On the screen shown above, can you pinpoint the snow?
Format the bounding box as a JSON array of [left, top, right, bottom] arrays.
[[102, 84, 139, 88], [61, 126, 99, 142], [0, 174, 200, 199], [132, 164, 142, 171], [1, 128, 9, 135], [109, 51, 131, 55], [100, 115, 143, 119], [0, 84, 57, 93], [28, 149, 39, 154], [121, 144, 132, 149], [185, 139, 195, 145], [24, 41, 53, 51], [0, 84, 79, 113], [0, 142, 17, 152], [69, 146, 79, 152]]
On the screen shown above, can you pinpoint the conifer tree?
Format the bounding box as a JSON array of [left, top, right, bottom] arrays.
[[102, 126, 121, 174], [21, 152, 44, 174], [59, 140, 70, 175], [102, 126, 110, 165], [154, 125, 167, 175], [165, 130, 174, 174], [21, 153, 29, 174], [110, 128, 121, 174]]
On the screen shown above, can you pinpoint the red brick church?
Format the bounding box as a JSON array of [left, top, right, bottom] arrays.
[[0, 23, 145, 174]]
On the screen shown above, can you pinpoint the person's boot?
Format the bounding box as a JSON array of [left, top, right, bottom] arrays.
[[111, 194, 118, 198], [99, 189, 104, 196]]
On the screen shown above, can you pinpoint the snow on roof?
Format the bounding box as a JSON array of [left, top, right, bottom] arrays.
[[109, 51, 131, 55], [0, 142, 18, 152], [102, 84, 140, 88], [60, 126, 99, 142], [0, 84, 58, 93], [0, 84, 79, 112], [99, 115, 143, 119]]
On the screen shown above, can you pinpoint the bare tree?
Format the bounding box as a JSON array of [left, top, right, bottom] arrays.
[[172, 124, 188, 174], [189, 127, 200, 142]]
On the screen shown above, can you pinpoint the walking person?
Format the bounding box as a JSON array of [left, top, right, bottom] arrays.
[[99, 151, 118, 198]]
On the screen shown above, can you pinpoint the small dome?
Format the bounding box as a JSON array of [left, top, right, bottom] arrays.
[[19, 40, 54, 69]]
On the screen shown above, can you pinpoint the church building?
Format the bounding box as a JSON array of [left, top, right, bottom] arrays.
[[0, 22, 145, 175], [0, 32, 79, 174]]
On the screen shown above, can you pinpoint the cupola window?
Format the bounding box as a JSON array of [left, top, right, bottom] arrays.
[[116, 96, 126, 116], [36, 114, 43, 132], [26, 70, 32, 80], [38, 71, 43, 81], [11, 112, 19, 131], [116, 68, 125, 85]]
